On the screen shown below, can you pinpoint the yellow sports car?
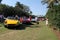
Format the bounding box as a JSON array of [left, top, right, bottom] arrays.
[[4, 17, 20, 28]]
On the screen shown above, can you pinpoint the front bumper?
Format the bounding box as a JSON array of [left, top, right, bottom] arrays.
[[4, 24, 20, 27]]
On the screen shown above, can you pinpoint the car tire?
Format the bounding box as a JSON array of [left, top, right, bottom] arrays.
[[37, 22, 39, 24], [4, 25, 8, 28]]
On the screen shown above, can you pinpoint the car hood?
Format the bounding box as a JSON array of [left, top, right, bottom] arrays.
[[5, 19, 19, 24]]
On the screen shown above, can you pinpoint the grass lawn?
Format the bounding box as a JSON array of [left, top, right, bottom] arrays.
[[37, 21, 58, 40], [0, 21, 59, 40], [21, 21, 58, 40], [0, 23, 10, 34]]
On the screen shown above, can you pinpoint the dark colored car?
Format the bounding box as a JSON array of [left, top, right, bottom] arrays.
[[22, 17, 31, 24]]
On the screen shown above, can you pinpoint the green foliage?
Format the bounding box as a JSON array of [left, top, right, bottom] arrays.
[[46, 4, 60, 29], [42, 0, 60, 29], [0, 0, 2, 3], [0, 2, 32, 17]]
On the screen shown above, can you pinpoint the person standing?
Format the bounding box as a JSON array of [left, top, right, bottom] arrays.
[[35, 17, 39, 24], [29, 16, 31, 20], [46, 18, 48, 26], [15, 15, 18, 19], [20, 17, 23, 23]]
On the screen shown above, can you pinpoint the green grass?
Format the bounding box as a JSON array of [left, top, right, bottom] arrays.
[[0, 23, 9, 34], [37, 21, 58, 40], [21, 21, 58, 40], [0, 21, 59, 40]]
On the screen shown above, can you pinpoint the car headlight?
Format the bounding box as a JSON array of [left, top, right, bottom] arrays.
[[4, 21, 7, 23], [17, 21, 20, 24]]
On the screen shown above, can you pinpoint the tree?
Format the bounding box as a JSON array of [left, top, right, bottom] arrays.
[[42, 0, 59, 8], [23, 5, 30, 13], [42, 0, 60, 29], [15, 2, 23, 10], [0, 0, 2, 3], [0, 1, 32, 17], [15, 2, 32, 16]]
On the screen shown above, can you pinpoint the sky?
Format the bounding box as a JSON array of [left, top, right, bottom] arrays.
[[1, 0, 48, 16]]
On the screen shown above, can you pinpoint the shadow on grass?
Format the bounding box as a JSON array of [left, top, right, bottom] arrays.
[[30, 25, 40, 28], [22, 23, 40, 28], [6, 23, 34, 30], [4, 22, 40, 30]]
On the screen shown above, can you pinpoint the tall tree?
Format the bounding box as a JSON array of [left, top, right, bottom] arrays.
[[15, 2, 23, 10], [0, 0, 2, 3], [15, 2, 32, 16], [42, 0, 59, 8]]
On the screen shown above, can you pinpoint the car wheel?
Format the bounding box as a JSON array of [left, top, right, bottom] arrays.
[[4, 25, 8, 28], [37, 22, 39, 24]]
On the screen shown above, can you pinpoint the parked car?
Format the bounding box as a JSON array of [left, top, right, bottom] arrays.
[[4, 17, 20, 28], [0, 15, 4, 23], [22, 17, 31, 24], [31, 17, 39, 24]]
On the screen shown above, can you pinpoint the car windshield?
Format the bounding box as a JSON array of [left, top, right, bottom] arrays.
[[7, 17, 15, 19]]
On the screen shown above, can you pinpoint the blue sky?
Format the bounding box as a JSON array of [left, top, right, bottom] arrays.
[[1, 0, 48, 16]]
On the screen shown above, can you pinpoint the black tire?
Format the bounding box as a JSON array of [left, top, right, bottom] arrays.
[[37, 22, 39, 24], [4, 25, 8, 28], [4, 25, 13, 29]]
